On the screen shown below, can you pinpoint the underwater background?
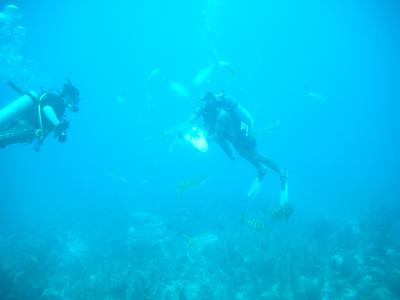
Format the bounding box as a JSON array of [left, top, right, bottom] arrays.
[[1, 0, 400, 299]]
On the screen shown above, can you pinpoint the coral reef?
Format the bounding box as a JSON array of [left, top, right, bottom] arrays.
[[0, 208, 399, 299]]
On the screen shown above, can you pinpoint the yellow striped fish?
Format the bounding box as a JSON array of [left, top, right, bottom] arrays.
[[241, 215, 266, 231]]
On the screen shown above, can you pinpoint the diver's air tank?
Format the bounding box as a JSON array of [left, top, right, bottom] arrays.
[[0, 92, 37, 130], [236, 104, 254, 129]]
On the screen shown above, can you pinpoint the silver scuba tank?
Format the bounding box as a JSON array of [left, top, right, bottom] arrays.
[[0, 92, 38, 130]]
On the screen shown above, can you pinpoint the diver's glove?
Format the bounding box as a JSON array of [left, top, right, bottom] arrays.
[[57, 131, 67, 143], [59, 120, 70, 131], [54, 121, 69, 143]]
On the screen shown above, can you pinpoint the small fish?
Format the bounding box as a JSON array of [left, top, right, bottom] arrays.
[[217, 60, 235, 73], [212, 1, 223, 7], [210, 45, 237, 77], [144, 93, 152, 108], [255, 120, 282, 136], [217, 60, 236, 77], [176, 175, 208, 198], [193, 64, 215, 86], [307, 91, 326, 103], [146, 68, 161, 81], [217, 60, 231, 67], [163, 123, 186, 152], [109, 170, 128, 183], [116, 96, 126, 104], [271, 203, 293, 221], [241, 215, 266, 231], [135, 119, 148, 127], [185, 233, 219, 249], [169, 81, 190, 97]]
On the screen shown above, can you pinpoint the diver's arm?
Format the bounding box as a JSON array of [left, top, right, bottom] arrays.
[[187, 112, 200, 124], [43, 105, 61, 127], [187, 103, 204, 124], [43, 105, 67, 142]]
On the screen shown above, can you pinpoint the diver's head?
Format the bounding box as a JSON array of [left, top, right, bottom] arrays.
[[215, 91, 226, 100], [201, 92, 216, 104], [61, 79, 80, 112]]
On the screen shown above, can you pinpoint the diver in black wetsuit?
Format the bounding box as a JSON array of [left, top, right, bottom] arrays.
[[0, 79, 80, 151], [188, 91, 287, 199]]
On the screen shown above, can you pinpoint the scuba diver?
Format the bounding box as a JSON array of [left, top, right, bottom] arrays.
[[0, 79, 80, 151], [187, 91, 288, 201]]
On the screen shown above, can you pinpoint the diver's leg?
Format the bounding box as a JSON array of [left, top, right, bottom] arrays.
[[0, 120, 35, 148], [216, 137, 235, 161], [207, 110, 236, 162], [254, 152, 282, 176], [239, 149, 267, 179], [235, 136, 286, 184], [230, 135, 266, 178], [206, 132, 235, 161], [215, 109, 233, 136], [254, 151, 287, 188]]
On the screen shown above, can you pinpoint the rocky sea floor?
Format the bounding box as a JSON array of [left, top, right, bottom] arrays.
[[0, 206, 399, 300]]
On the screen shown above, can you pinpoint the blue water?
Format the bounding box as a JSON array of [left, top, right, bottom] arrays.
[[1, 0, 400, 299]]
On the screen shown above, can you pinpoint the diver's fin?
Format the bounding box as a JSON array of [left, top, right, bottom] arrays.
[[248, 177, 262, 200], [280, 180, 288, 206]]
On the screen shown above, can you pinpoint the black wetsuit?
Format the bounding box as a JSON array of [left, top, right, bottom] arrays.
[[0, 92, 67, 148], [196, 95, 257, 154], [195, 95, 238, 133], [24, 92, 66, 130]]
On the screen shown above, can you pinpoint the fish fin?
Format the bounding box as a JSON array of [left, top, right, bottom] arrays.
[[176, 188, 185, 200], [240, 214, 246, 224], [183, 235, 193, 246], [248, 177, 262, 200]]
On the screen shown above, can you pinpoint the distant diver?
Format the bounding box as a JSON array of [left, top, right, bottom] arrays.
[[0, 79, 80, 151], [185, 91, 288, 201]]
